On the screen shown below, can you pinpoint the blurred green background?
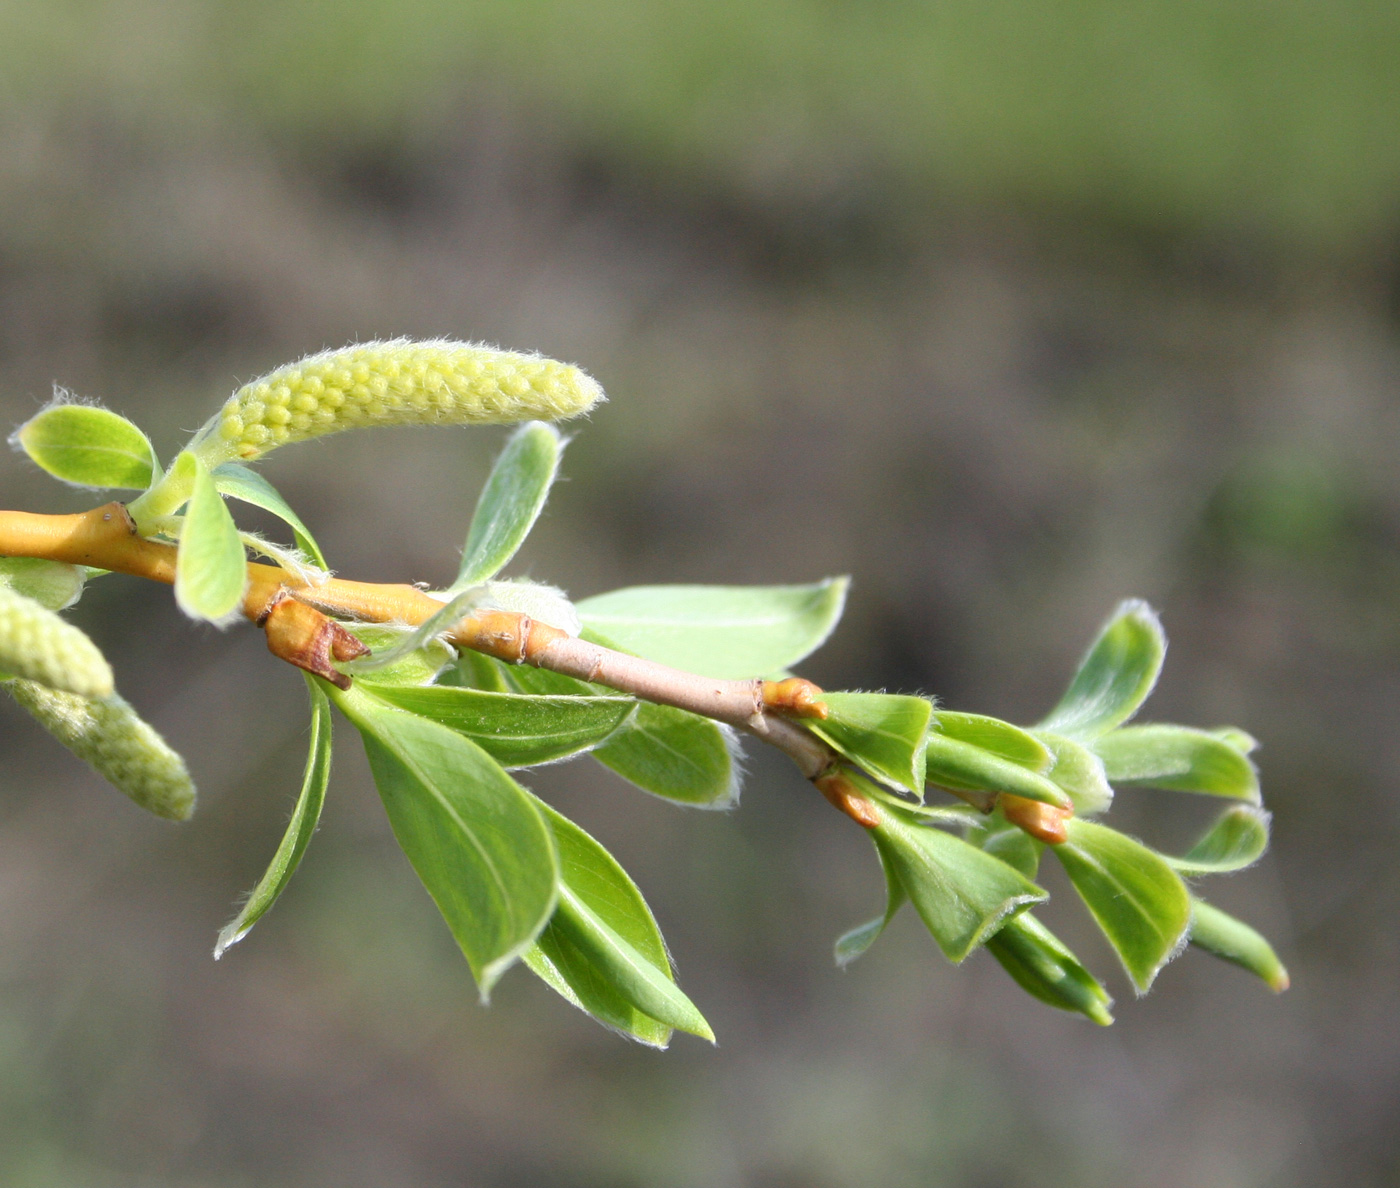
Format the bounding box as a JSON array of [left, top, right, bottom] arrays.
[[2, 1, 1399, 1184]]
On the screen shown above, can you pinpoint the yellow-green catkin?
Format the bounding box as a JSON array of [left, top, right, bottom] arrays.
[[200, 339, 605, 464], [0, 586, 113, 698], [5, 680, 196, 820]]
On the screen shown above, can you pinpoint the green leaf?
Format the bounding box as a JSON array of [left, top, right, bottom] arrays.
[[986, 914, 1114, 1025], [450, 649, 515, 692], [522, 800, 702, 1045], [592, 702, 740, 808], [576, 578, 850, 680], [368, 685, 637, 768], [0, 557, 87, 611], [1094, 724, 1261, 803], [215, 675, 332, 958], [922, 732, 1072, 809], [1163, 805, 1271, 877], [934, 711, 1053, 771], [1034, 731, 1114, 815], [965, 816, 1044, 879], [340, 588, 484, 676], [807, 692, 933, 793], [1188, 897, 1289, 992], [346, 625, 455, 688], [498, 659, 622, 698], [453, 421, 562, 589], [483, 579, 580, 635], [1211, 726, 1259, 755], [173, 452, 247, 622], [487, 648, 736, 807], [833, 840, 906, 967], [331, 683, 558, 996], [1052, 818, 1191, 993], [12, 402, 158, 490], [211, 462, 327, 568], [1038, 600, 1166, 740], [870, 803, 1046, 963], [553, 884, 712, 1040]]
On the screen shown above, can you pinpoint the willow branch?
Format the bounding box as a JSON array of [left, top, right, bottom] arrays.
[[0, 503, 847, 802]]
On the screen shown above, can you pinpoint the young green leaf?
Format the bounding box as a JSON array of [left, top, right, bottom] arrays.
[[985, 914, 1115, 1025], [576, 578, 849, 680], [484, 579, 580, 635], [870, 802, 1047, 963], [450, 649, 516, 692], [12, 402, 158, 490], [340, 588, 483, 675], [522, 799, 702, 1045], [1163, 805, 1271, 877], [1094, 724, 1261, 803], [552, 887, 712, 1040], [346, 625, 456, 688], [592, 702, 741, 808], [934, 711, 1053, 771], [965, 816, 1044, 879], [1034, 731, 1114, 815], [0, 557, 87, 611], [1210, 726, 1259, 755], [1038, 600, 1166, 740], [332, 684, 558, 997], [807, 692, 933, 794], [1052, 818, 1191, 993], [923, 732, 1072, 809], [1188, 897, 1289, 992], [368, 685, 636, 768], [173, 452, 247, 622], [211, 463, 327, 568], [834, 843, 906, 966], [453, 421, 562, 589], [498, 660, 620, 698], [488, 634, 737, 804], [215, 676, 333, 958]]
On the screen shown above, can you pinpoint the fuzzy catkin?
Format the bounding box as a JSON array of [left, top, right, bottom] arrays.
[[202, 340, 604, 463], [0, 586, 113, 698], [6, 681, 195, 820]]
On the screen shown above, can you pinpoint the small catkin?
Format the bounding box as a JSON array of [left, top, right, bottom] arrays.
[[5, 680, 196, 821], [202, 339, 605, 463], [0, 586, 114, 698]]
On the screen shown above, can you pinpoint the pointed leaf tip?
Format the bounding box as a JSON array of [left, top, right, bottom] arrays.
[[1190, 898, 1289, 992], [454, 421, 562, 589], [525, 799, 704, 1045], [872, 804, 1047, 963], [987, 914, 1115, 1025], [1053, 818, 1191, 994], [215, 676, 332, 958], [1039, 600, 1165, 740]]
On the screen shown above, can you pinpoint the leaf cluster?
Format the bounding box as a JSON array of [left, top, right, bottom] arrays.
[[1, 350, 1286, 1046]]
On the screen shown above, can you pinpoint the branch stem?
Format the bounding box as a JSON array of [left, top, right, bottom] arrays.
[[0, 503, 841, 785]]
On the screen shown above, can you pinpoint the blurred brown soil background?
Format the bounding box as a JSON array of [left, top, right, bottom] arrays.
[[1, 4, 1399, 1185]]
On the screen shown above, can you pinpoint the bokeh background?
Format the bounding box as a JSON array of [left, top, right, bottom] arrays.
[[2, 3, 1399, 1185]]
